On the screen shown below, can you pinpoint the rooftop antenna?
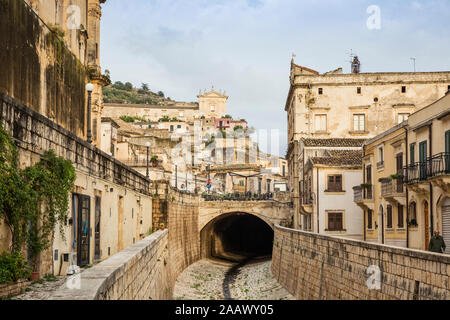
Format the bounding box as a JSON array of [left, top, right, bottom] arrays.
[[410, 57, 416, 72], [346, 49, 361, 74]]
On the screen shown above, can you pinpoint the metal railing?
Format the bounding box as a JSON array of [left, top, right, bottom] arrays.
[[430, 152, 450, 177], [353, 185, 373, 202], [381, 178, 404, 196], [202, 192, 274, 201]]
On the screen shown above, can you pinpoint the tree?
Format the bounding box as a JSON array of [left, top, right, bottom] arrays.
[[141, 83, 149, 91], [112, 81, 125, 90], [157, 91, 165, 97], [124, 82, 133, 91]]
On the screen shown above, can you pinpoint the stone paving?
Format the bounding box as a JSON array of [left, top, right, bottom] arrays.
[[174, 259, 293, 300], [12, 276, 69, 300]]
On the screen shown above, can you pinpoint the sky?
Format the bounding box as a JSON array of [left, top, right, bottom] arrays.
[[100, 0, 450, 156]]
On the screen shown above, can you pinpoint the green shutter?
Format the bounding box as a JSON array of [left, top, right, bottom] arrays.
[[410, 144, 415, 165]]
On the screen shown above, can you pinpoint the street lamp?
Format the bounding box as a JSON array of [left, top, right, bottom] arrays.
[[145, 142, 150, 178], [86, 83, 94, 144]]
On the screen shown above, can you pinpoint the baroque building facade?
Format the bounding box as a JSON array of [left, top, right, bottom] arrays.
[[285, 58, 450, 230]]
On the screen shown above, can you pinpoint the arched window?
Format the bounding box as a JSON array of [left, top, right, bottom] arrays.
[[409, 202, 417, 226]]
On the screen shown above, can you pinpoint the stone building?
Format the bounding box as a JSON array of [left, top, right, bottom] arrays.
[[0, 0, 152, 277], [298, 139, 365, 239], [285, 58, 450, 229], [354, 123, 408, 247], [403, 92, 450, 252], [354, 91, 450, 252]]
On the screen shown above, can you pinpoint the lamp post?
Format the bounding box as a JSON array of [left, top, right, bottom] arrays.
[[145, 142, 150, 178], [86, 83, 94, 144]]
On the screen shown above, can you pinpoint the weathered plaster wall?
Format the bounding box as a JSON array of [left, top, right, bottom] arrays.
[[0, 0, 87, 137], [0, 93, 152, 276], [272, 225, 449, 300]]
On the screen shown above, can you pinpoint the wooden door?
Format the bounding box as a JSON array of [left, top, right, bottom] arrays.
[[76, 195, 91, 267]]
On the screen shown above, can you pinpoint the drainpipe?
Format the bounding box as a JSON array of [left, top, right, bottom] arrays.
[[317, 168, 320, 234], [429, 124, 434, 235], [363, 144, 366, 242], [405, 126, 409, 248]]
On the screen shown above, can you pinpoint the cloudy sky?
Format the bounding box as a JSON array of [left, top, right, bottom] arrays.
[[100, 0, 450, 156]]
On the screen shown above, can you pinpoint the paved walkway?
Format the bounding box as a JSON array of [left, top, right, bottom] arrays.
[[12, 276, 69, 300], [174, 259, 293, 300]]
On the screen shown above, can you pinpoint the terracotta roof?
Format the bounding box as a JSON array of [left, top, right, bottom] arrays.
[[301, 138, 367, 148], [294, 64, 320, 75], [310, 150, 362, 167]]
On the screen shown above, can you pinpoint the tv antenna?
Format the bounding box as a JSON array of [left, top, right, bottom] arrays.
[[410, 57, 416, 72], [346, 49, 361, 74]]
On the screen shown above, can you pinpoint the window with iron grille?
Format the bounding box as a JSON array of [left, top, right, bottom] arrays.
[[328, 212, 343, 231], [327, 175, 342, 192], [398, 204, 404, 228], [367, 209, 373, 229], [387, 205, 393, 228]]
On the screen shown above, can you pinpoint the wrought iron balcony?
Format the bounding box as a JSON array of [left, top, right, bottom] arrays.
[[381, 178, 404, 197], [429, 152, 450, 178], [403, 153, 449, 184], [353, 185, 373, 202]]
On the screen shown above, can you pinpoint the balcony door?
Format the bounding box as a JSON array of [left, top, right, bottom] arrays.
[[419, 141, 427, 180], [446, 130, 450, 173], [396, 153, 403, 192]]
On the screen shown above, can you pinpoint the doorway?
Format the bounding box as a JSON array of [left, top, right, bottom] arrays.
[[73, 194, 91, 267]]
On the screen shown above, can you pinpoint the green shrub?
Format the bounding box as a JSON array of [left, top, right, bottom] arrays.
[[0, 251, 31, 284]]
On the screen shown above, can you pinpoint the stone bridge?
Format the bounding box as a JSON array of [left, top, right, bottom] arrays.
[[198, 199, 293, 261]]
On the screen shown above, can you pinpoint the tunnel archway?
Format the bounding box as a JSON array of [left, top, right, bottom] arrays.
[[200, 212, 274, 262]]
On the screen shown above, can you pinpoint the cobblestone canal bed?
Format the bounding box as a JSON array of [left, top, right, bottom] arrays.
[[174, 259, 293, 300]]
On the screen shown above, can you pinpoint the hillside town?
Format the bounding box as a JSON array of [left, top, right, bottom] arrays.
[[0, 0, 449, 303]]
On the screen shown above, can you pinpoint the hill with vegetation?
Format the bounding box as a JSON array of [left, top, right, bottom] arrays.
[[103, 81, 174, 105]]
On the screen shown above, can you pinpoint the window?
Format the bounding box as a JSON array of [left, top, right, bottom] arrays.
[[357, 87, 361, 94], [378, 146, 384, 167], [353, 114, 365, 132], [282, 165, 286, 177], [448, 85, 450, 92], [315, 114, 327, 132], [239, 180, 244, 186], [170, 125, 174, 132], [374, 97, 379, 103], [398, 204, 404, 228], [386, 205, 393, 228], [410, 143, 415, 165], [210, 105, 215, 111], [367, 210, 373, 229], [327, 175, 342, 192], [398, 113, 409, 124], [328, 212, 343, 231], [318, 88, 323, 95], [177, 125, 181, 129], [401, 86, 406, 93], [409, 202, 417, 225]]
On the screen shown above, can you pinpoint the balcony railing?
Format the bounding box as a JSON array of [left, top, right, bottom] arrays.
[[430, 152, 450, 177], [381, 178, 404, 196], [202, 192, 274, 201], [404, 153, 449, 184], [353, 185, 373, 202]]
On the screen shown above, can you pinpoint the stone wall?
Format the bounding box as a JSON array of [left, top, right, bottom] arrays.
[[0, 0, 88, 137], [167, 189, 201, 294], [272, 225, 450, 300], [0, 93, 152, 276], [49, 230, 171, 300]]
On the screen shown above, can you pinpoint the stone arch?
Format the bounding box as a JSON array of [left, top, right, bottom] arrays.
[[200, 211, 274, 261]]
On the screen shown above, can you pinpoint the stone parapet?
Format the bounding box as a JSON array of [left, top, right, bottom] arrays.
[[272, 225, 450, 300], [0, 93, 150, 195], [49, 230, 170, 300]]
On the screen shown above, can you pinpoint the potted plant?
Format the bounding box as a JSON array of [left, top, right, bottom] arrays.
[[150, 155, 159, 167], [159, 223, 165, 230], [360, 183, 372, 189], [390, 174, 404, 180]]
